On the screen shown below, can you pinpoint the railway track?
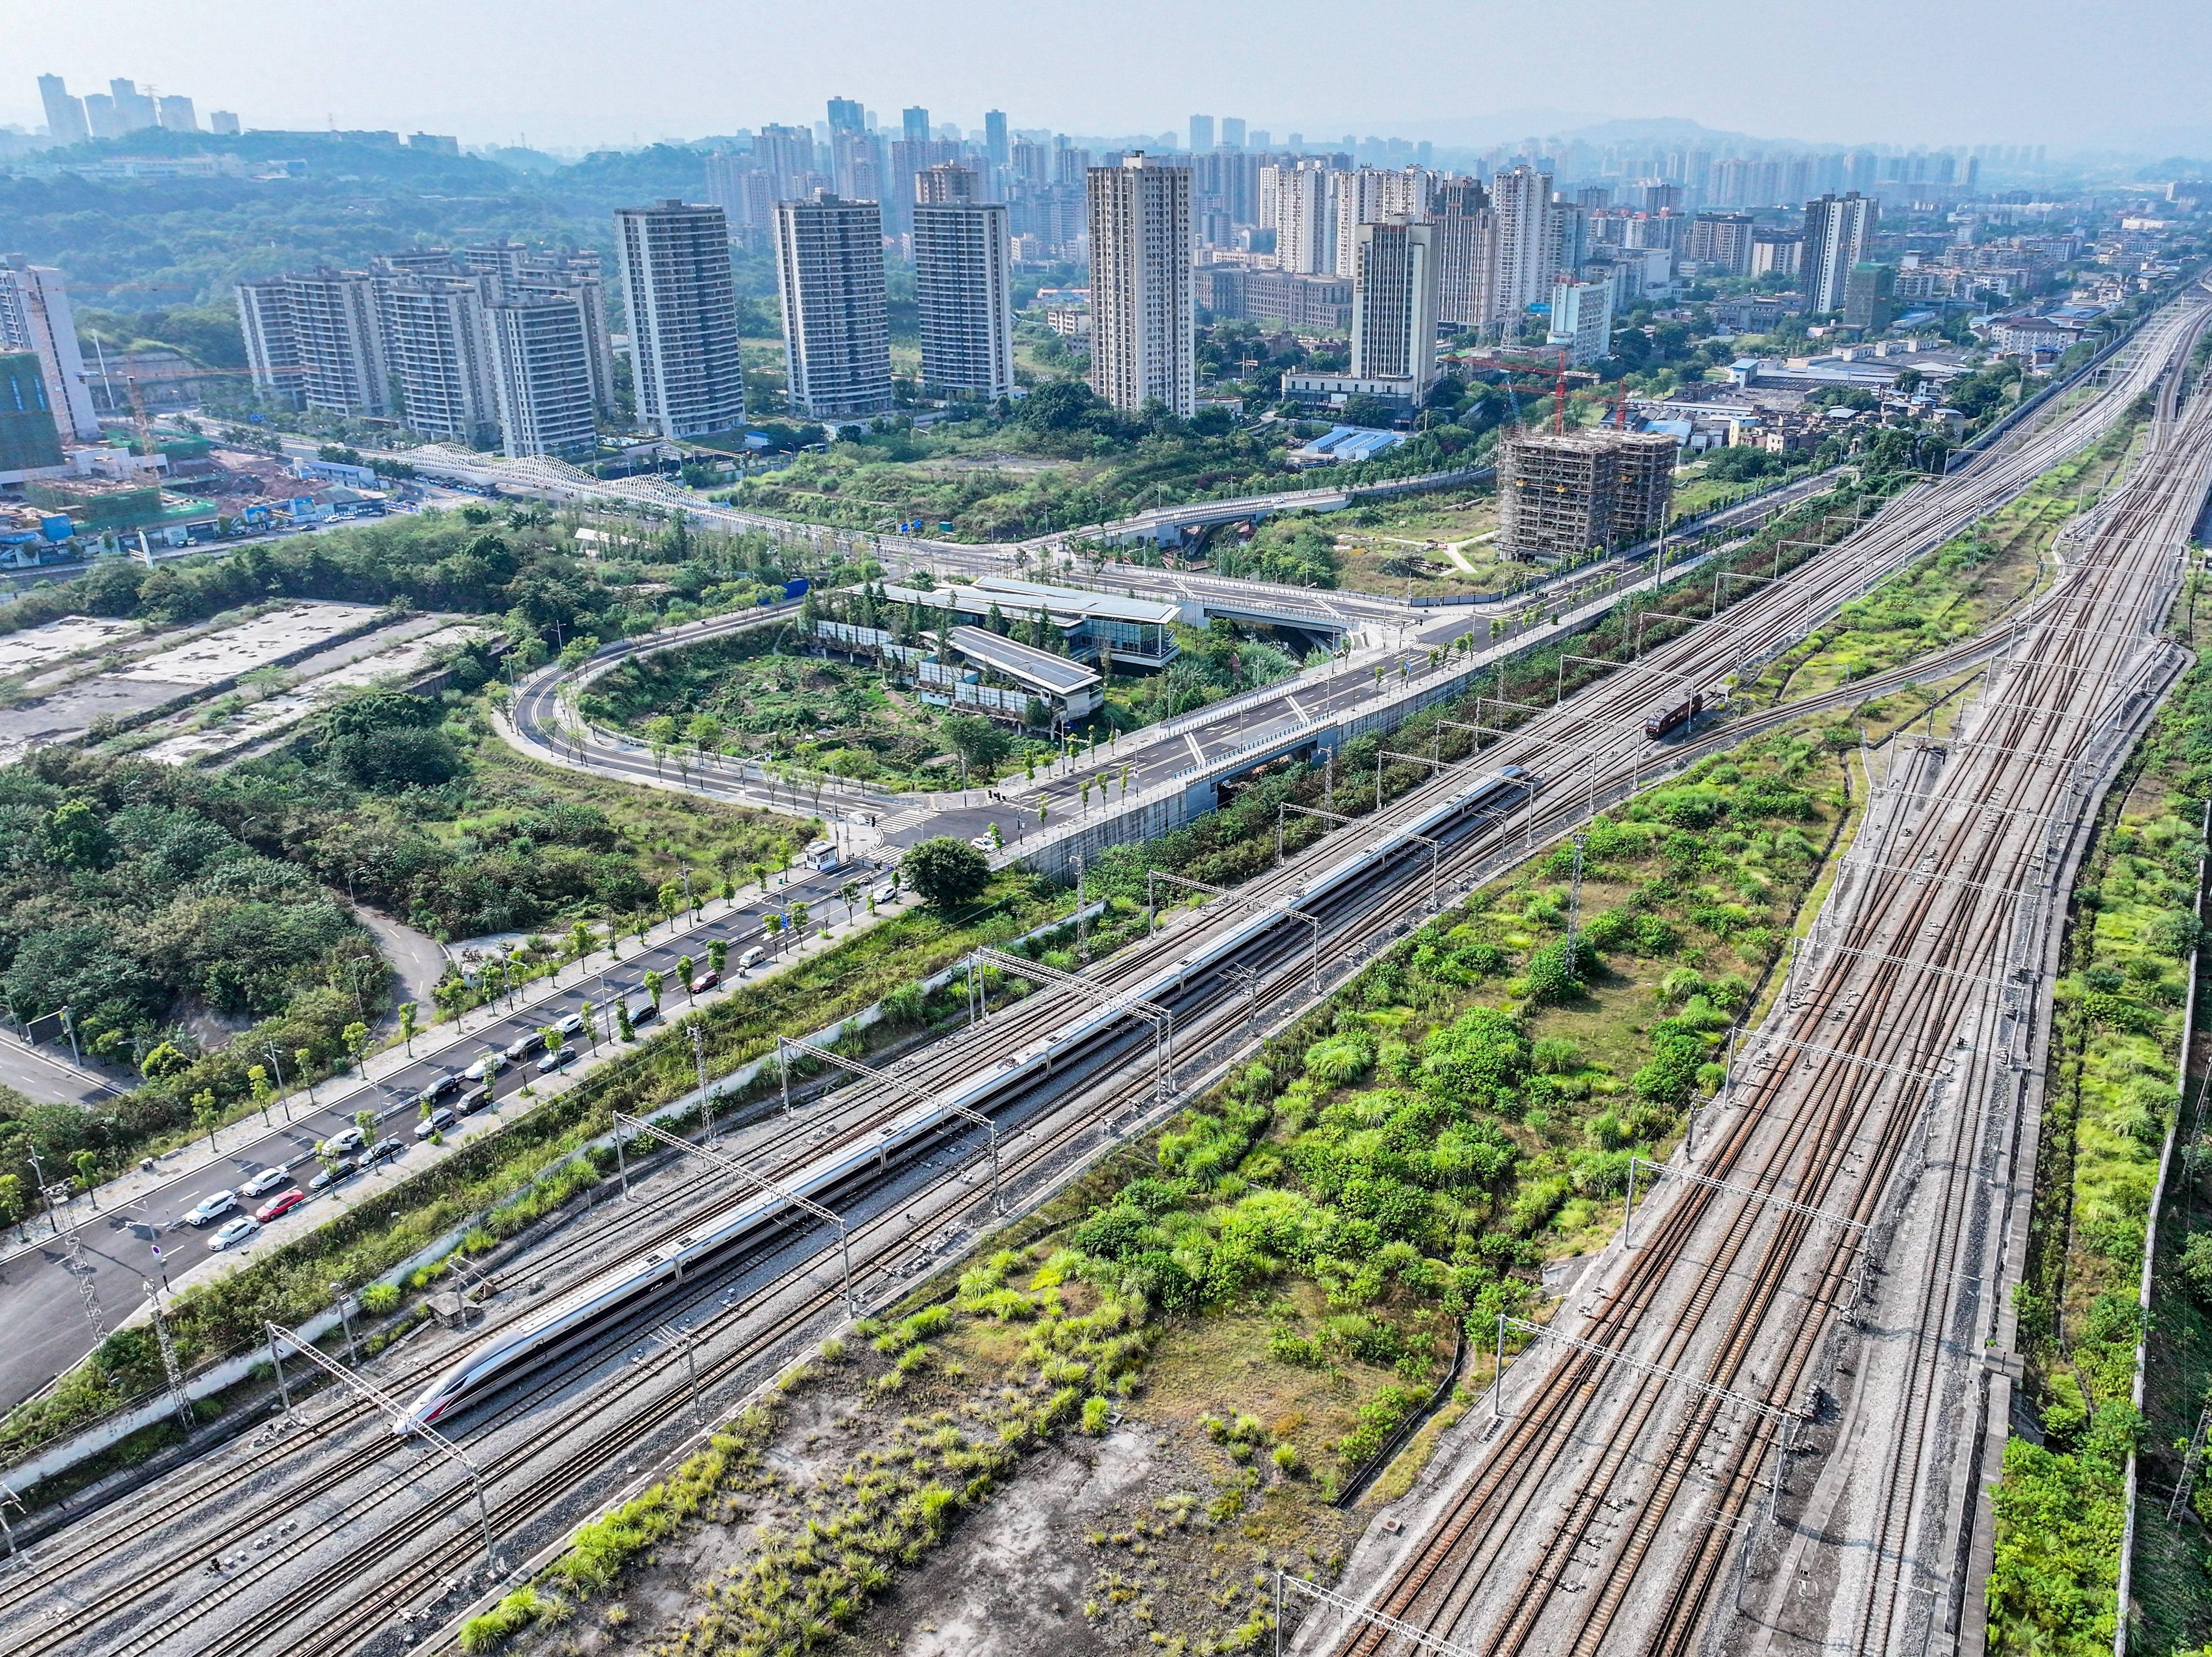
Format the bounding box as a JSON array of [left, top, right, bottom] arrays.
[[10, 290, 2201, 1657], [1295, 297, 2212, 1657]]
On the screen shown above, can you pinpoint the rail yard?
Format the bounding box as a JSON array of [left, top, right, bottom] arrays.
[[1295, 292, 2212, 1657], [2, 288, 2206, 1657]]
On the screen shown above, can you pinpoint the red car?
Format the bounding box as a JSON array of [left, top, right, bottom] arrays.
[[255, 1188, 308, 1223], [689, 970, 720, 994]]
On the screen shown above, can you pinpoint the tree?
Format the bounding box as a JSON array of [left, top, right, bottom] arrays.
[[616, 1000, 635, 1041], [539, 1025, 561, 1063], [398, 1002, 418, 1056], [296, 1048, 316, 1105], [248, 1064, 275, 1125], [342, 1021, 370, 1071], [751, 861, 769, 895], [568, 921, 593, 972], [839, 880, 859, 921], [643, 969, 664, 1009], [942, 715, 1012, 783], [765, 912, 784, 952], [687, 712, 723, 762], [678, 954, 695, 996], [789, 901, 809, 943], [0, 1173, 22, 1241], [578, 1001, 598, 1050], [901, 837, 991, 910], [708, 938, 728, 976], [192, 1090, 220, 1154], [142, 1042, 191, 1081], [73, 1149, 98, 1192]]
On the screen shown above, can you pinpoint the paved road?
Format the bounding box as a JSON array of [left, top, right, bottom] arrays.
[[0, 859, 884, 1413], [0, 1031, 124, 1111]]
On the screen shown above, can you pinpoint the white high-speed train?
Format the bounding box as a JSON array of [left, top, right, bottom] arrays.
[[398, 762, 1539, 1432]]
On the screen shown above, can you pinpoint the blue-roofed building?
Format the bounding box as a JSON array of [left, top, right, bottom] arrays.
[[1288, 425, 1409, 468]]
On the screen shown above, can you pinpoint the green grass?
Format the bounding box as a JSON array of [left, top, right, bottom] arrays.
[[1993, 634, 2211, 1657]]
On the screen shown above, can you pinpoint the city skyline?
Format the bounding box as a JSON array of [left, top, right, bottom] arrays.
[[10, 0, 2212, 158]]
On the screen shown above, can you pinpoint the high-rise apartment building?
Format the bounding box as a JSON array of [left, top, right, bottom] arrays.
[[234, 278, 304, 409], [1188, 115, 1214, 154], [1349, 217, 1439, 392], [379, 273, 499, 446], [902, 107, 931, 146], [615, 199, 747, 438], [1685, 212, 1754, 276], [0, 257, 99, 440], [826, 97, 865, 137], [1546, 275, 1613, 366], [1086, 154, 1194, 417], [773, 194, 892, 421], [753, 125, 818, 199], [82, 94, 121, 140], [915, 163, 976, 205], [37, 75, 88, 145], [107, 79, 156, 132], [1749, 228, 1802, 280], [914, 190, 1014, 401], [156, 95, 198, 133], [1489, 165, 1557, 330], [1220, 118, 1246, 150], [503, 250, 616, 418], [490, 297, 597, 458], [281, 268, 389, 416], [1262, 162, 1331, 274], [1802, 192, 1878, 314], [705, 151, 778, 239], [1431, 176, 1494, 332], [209, 110, 240, 135], [985, 110, 1009, 166]]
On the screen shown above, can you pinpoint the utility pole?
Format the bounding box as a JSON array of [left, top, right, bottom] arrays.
[[143, 1279, 194, 1429], [689, 1021, 717, 1143], [1565, 827, 1588, 959], [62, 1229, 104, 1339]]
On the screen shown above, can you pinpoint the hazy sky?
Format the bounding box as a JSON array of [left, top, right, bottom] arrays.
[[12, 0, 2212, 155]]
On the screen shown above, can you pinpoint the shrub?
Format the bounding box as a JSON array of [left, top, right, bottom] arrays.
[[1303, 1034, 1374, 1086], [359, 1282, 401, 1314]]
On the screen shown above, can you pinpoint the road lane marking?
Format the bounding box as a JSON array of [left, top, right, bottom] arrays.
[[1185, 732, 1205, 765]]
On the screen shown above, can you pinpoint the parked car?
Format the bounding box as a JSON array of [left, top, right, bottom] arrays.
[[870, 881, 898, 905], [462, 1053, 507, 1083], [415, 1106, 457, 1139], [556, 1011, 585, 1037], [457, 1084, 493, 1116], [309, 1156, 361, 1192], [688, 969, 720, 994], [969, 835, 996, 852], [364, 1138, 406, 1166], [239, 1166, 290, 1199], [630, 1001, 660, 1028], [319, 1126, 366, 1158], [536, 1045, 578, 1075], [415, 1072, 461, 1106], [737, 946, 766, 972], [185, 1191, 237, 1227], [503, 1031, 542, 1061], [255, 1189, 308, 1223], [209, 1216, 260, 1251]]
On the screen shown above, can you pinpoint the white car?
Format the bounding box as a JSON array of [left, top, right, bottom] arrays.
[[209, 1215, 260, 1251], [737, 945, 766, 972], [238, 1166, 289, 1199], [462, 1053, 507, 1083], [870, 881, 899, 904], [319, 1126, 366, 1158], [185, 1191, 238, 1227], [969, 835, 996, 852], [556, 1011, 585, 1037]]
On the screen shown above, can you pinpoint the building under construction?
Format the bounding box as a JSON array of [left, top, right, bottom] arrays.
[[1497, 429, 1676, 564]]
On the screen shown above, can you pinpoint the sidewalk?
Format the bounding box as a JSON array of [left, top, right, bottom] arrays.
[[0, 880, 912, 1270]]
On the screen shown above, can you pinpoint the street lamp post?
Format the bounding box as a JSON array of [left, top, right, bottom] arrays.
[[331, 1282, 357, 1364]]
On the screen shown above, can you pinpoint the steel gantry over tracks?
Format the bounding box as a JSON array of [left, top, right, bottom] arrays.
[[965, 947, 1176, 1103], [776, 1036, 1004, 1214]]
